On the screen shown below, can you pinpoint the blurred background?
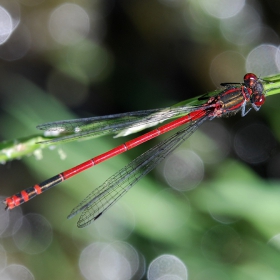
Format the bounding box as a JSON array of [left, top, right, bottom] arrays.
[[1, 0, 280, 279]]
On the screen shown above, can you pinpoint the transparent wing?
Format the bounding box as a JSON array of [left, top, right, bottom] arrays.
[[36, 106, 200, 144], [67, 115, 209, 228]]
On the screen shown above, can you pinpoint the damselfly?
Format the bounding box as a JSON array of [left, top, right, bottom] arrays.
[[4, 73, 265, 227]]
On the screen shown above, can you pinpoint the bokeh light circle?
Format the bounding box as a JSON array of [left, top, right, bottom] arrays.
[[0, 264, 34, 280], [0, 25, 31, 61], [79, 241, 141, 280], [148, 254, 188, 280], [0, 244, 7, 271], [0, 1, 20, 32], [13, 213, 53, 254], [190, 121, 231, 164], [99, 242, 139, 280], [163, 149, 204, 191], [0, 6, 13, 45], [49, 3, 90, 45], [0, 200, 23, 238], [198, 0, 245, 19], [87, 202, 136, 240], [0, 200, 11, 236], [233, 123, 276, 164], [246, 44, 279, 76], [220, 4, 261, 46]]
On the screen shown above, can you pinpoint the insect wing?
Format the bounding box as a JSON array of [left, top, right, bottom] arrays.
[[68, 115, 209, 228]]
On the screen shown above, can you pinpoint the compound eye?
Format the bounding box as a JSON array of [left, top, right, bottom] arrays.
[[244, 73, 258, 87], [254, 94, 266, 106]]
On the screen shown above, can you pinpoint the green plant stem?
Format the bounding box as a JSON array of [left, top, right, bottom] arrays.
[[1, 73, 280, 163]]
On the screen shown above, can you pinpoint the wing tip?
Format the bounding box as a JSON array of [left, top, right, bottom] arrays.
[[76, 212, 103, 228]]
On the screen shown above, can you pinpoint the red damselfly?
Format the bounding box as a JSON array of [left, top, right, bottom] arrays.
[[4, 73, 265, 227]]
